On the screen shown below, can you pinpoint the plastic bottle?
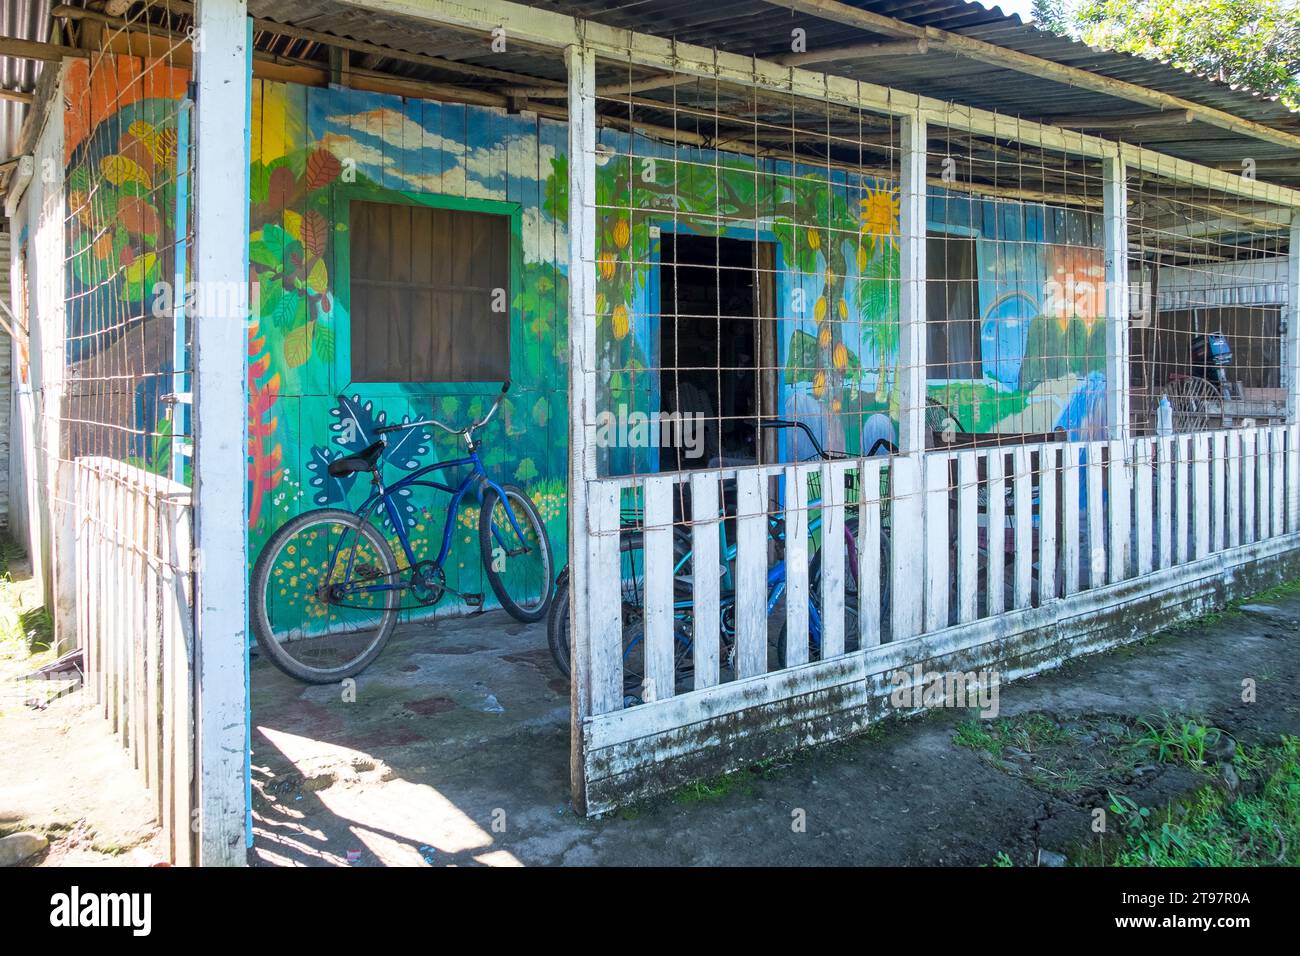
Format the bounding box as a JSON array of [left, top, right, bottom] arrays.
[[1156, 393, 1173, 436]]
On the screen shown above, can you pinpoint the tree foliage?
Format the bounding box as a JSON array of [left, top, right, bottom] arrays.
[[1033, 0, 1300, 109]]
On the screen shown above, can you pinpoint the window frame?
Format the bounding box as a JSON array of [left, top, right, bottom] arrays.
[[332, 183, 523, 397], [924, 225, 985, 386]]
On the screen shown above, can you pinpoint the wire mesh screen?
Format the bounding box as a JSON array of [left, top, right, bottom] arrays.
[[62, 4, 193, 482], [590, 57, 903, 478], [572, 53, 1298, 716], [924, 113, 1108, 450], [50, 2, 198, 862], [1126, 162, 1294, 434]]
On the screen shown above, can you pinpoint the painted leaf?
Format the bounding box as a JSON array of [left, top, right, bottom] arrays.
[[330, 394, 386, 450], [306, 257, 328, 295], [306, 149, 342, 190], [249, 162, 271, 207], [306, 445, 356, 505], [117, 135, 156, 178], [118, 195, 160, 237], [101, 154, 152, 189], [267, 165, 296, 209], [283, 321, 315, 368], [248, 239, 281, 270], [382, 417, 431, 471], [301, 210, 328, 257], [122, 253, 159, 302], [151, 127, 178, 165], [315, 324, 336, 362], [260, 224, 301, 266]]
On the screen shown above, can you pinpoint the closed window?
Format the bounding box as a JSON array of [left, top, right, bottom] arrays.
[[349, 200, 511, 383], [926, 233, 982, 380]]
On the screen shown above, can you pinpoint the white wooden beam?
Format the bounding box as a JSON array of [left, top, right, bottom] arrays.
[[1103, 153, 1130, 440], [339, 0, 1300, 208], [898, 112, 927, 455], [191, 0, 250, 867], [565, 42, 598, 813]]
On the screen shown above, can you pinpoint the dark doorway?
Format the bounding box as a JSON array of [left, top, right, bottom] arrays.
[[659, 234, 776, 470]]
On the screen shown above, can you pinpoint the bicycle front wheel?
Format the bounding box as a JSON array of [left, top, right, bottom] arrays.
[[251, 509, 399, 684], [479, 484, 554, 622]]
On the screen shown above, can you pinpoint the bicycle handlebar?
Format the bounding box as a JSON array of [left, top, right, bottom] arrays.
[[758, 418, 897, 460], [758, 418, 828, 459], [374, 380, 510, 437]]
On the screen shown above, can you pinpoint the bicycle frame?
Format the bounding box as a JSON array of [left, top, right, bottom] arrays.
[[332, 443, 531, 599], [620, 480, 857, 671]]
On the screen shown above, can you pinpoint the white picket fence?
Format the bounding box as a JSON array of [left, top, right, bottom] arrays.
[[75, 457, 196, 865], [584, 423, 1298, 716]]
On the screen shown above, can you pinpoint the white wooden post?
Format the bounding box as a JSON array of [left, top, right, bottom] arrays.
[[1287, 215, 1300, 525], [565, 42, 599, 813], [1103, 153, 1130, 440], [896, 112, 928, 637], [191, 0, 251, 866], [1284, 214, 1300, 423], [898, 112, 927, 455]]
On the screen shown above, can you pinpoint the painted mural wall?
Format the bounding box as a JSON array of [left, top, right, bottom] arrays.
[[64, 58, 1109, 620], [247, 80, 571, 613], [590, 134, 1108, 474], [64, 56, 191, 473]]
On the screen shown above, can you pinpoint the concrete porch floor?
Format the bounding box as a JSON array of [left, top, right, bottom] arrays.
[[249, 591, 1300, 867]]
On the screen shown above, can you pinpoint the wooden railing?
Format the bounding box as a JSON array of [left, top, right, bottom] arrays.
[[582, 424, 1298, 717], [75, 457, 195, 865]]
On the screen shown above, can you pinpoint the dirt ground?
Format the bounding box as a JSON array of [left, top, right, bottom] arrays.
[[0, 553, 169, 866], [247, 589, 1300, 867], [5, 556, 1298, 866]]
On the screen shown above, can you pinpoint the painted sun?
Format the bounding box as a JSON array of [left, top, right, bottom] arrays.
[[859, 185, 900, 251]]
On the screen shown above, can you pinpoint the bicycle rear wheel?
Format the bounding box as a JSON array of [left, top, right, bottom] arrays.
[[251, 509, 399, 684], [479, 484, 554, 622]]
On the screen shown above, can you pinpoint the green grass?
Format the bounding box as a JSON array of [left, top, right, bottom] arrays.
[[1132, 713, 1225, 771], [953, 712, 1073, 759], [0, 533, 54, 665], [1106, 736, 1300, 867]]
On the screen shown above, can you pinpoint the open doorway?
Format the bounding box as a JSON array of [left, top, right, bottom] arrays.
[[659, 233, 777, 470]]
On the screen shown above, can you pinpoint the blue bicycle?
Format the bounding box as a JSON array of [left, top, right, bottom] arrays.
[[251, 381, 553, 683]]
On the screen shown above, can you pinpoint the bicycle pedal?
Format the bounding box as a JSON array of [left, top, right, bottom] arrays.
[[462, 592, 484, 607]]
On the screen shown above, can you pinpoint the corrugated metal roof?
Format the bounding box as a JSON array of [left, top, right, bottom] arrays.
[[5, 1, 1296, 187], [0, 0, 54, 163], [237, 0, 1299, 186]]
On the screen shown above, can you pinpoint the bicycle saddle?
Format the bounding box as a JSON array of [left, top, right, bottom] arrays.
[[327, 440, 385, 477]]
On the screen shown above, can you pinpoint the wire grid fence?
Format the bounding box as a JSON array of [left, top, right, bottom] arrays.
[[575, 53, 1298, 714], [923, 113, 1109, 449], [57, 3, 198, 862], [580, 54, 905, 701], [1126, 162, 1294, 435]]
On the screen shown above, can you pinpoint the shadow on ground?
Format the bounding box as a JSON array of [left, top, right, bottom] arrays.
[[249, 595, 1300, 867]]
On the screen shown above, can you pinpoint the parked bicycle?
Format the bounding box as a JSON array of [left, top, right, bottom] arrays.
[[546, 419, 880, 699], [251, 381, 553, 683]]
